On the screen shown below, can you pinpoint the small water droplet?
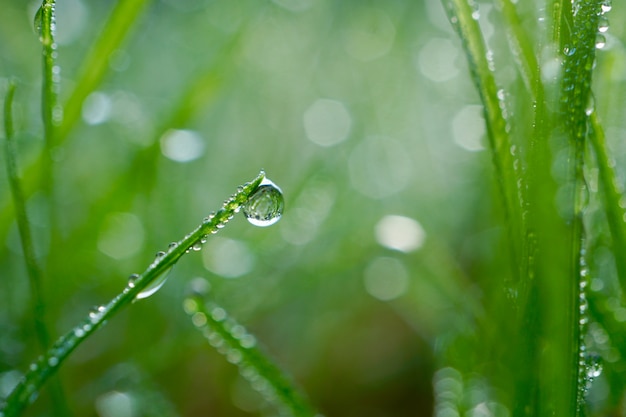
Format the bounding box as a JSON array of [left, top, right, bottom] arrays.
[[168, 242, 178, 250], [230, 325, 246, 339], [227, 349, 243, 364], [155, 251, 166, 259], [587, 355, 603, 378], [207, 332, 224, 348], [188, 277, 210, 296], [240, 334, 257, 349], [74, 327, 85, 338], [192, 312, 207, 327], [29, 363, 38, 372], [211, 307, 227, 322], [600, 1, 612, 14], [564, 46, 576, 56], [135, 266, 173, 300], [598, 15, 609, 33], [192, 242, 203, 251], [48, 356, 59, 367], [128, 273, 139, 288], [595, 34, 606, 49], [242, 178, 284, 227]]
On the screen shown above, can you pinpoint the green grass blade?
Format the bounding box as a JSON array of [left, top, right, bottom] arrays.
[[3, 81, 51, 359], [3, 81, 71, 417], [441, 0, 523, 270], [58, 0, 151, 142], [0, 0, 152, 244], [0, 171, 266, 417], [183, 292, 318, 417], [589, 113, 626, 297]]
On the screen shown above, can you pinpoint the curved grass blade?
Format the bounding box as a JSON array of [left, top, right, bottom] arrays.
[[3, 82, 71, 417], [57, 0, 152, 143], [0, 0, 152, 241], [441, 0, 523, 273], [183, 292, 318, 417], [589, 113, 626, 298], [3, 82, 51, 350], [0, 171, 266, 417]]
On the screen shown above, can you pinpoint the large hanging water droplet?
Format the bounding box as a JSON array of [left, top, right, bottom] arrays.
[[242, 178, 284, 227], [136, 266, 173, 300]]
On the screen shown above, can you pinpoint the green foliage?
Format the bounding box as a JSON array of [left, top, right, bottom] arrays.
[[1, 0, 626, 416]]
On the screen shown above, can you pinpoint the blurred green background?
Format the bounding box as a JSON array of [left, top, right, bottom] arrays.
[[1, 0, 626, 416]]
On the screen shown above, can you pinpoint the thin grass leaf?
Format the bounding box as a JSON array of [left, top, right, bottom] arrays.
[[3, 81, 72, 417], [58, 0, 152, 143], [589, 113, 626, 297], [183, 292, 318, 417], [0, 171, 266, 417], [0, 0, 152, 241], [3, 82, 50, 349], [441, 0, 523, 273]]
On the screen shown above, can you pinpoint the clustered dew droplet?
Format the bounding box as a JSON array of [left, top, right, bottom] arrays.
[[242, 177, 285, 227]]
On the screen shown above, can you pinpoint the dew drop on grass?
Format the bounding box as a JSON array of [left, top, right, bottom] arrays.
[[586, 354, 603, 379], [242, 178, 284, 227], [595, 34, 606, 49], [598, 15, 609, 33], [135, 266, 173, 300], [127, 273, 139, 288]]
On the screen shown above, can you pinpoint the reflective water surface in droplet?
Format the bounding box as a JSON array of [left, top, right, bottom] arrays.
[[242, 178, 284, 227], [135, 267, 172, 299]]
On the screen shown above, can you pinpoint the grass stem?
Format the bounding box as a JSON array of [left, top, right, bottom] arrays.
[[0, 171, 265, 417]]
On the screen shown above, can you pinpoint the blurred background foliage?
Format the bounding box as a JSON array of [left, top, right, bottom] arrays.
[[1, 0, 626, 416]]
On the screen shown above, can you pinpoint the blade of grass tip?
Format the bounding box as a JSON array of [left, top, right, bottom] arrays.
[[441, 0, 524, 275], [589, 113, 626, 299], [58, 0, 151, 142], [0, 171, 266, 417], [183, 291, 319, 417], [3, 82, 72, 417], [35, 0, 61, 249]]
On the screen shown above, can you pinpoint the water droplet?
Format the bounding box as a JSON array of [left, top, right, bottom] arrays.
[[598, 15, 609, 33], [127, 273, 139, 288], [135, 266, 173, 299], [564, 46, 576, 56], [192, 242, 203, 251], [29, 362, 38, 372], [230, 325, 246, 339], [74, 327, 85, 338], [207, 332, 224, 348], [191, 312, 207, 327], [48, 356, 59, 367], [227, 349, 243, 364], [586, 353, 603, 379], [600, 1, 612, 14], [240, 334, 257, 349], [242, 178, 284, 227], [595, 34, 606, 49], [188, 277, 210, 296], [211, 307, 227, 322]]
